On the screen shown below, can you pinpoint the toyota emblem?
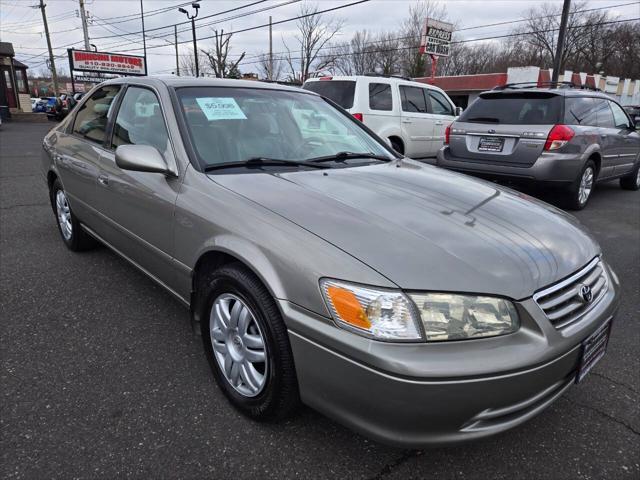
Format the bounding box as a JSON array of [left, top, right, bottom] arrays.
[[579, 284, 593, 303], [488, 129, 496, 134]]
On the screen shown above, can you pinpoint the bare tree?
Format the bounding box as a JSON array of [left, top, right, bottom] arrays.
[[335, 30, 379, 75], [256, 53, 284, 81], [201, 30, 246, 78], [283, 3, 344, 82], [179, 47, 208, 76]]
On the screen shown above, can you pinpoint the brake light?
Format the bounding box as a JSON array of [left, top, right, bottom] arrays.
[[352, 113, 363, 122], [544, 124, 575, 151], [444, 123, 452, 144], [320, 76, 333, 81]]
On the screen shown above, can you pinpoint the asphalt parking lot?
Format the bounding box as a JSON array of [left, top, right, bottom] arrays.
[[1, 121, 638, 479]]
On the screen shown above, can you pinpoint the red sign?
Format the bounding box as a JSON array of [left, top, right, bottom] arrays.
[[69, 49, 147, 76]]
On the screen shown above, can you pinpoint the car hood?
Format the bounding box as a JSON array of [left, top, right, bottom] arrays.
[[209, 160, 600, 300]]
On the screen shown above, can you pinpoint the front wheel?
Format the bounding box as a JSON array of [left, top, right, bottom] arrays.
[[563, 160, 596, 210], [620, 163, 640, 191], [200, 263, 299, 420]]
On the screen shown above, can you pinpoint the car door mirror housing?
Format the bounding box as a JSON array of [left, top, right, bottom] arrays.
[[455, 106, 464, 117], [634, 116, 640, 129], [115, 145, 169, 174]]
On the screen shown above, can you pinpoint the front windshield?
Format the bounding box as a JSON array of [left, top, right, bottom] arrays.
[[176, 86, 392, 168]]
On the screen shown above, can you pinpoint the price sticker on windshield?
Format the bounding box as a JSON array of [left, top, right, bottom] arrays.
[[196, 97, 247, 121]]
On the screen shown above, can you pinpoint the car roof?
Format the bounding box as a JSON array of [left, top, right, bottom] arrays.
[[481, 87, 611, 99], [100, 75, 314, 95], [304, 74, 448, 93]]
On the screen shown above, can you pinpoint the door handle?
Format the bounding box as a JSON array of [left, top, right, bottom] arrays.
[[97, 175, 109, 186], [402, 119, 412, 124]]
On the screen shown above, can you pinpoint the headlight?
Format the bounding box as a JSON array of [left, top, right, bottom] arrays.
[[320, 279, 423, 341], [409, 293, 519, 341]]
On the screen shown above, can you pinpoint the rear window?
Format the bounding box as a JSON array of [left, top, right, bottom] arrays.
[[460, 93, 562, 125], [303, 80, 355, 109]]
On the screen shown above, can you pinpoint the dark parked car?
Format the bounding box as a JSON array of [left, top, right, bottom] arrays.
[[34, 97, 54, 113], [41, 77, 620, 447], [46, 93, 78, 121], [437, 85, 640, 209]]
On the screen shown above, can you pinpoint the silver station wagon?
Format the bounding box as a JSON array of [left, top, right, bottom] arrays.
[[41, 77, 620, 447]]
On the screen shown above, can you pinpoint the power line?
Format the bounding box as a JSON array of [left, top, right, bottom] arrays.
[[234, 17, 640, 70]]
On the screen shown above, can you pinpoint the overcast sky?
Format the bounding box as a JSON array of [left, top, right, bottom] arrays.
[[1, 0, 638, 75]]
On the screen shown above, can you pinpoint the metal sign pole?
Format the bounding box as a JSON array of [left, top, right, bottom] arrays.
[[68, 49, 76, 94], [430, 54, 438, 80]]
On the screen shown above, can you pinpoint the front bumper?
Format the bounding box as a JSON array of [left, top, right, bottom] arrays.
[[280, 264, 620, 448], [436, 146, 584, 184]]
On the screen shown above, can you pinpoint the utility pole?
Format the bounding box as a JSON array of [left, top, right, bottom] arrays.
[[38, 0, 59, 96], [174, 25, 180, 76], [552, 0, 571, 83], [78, 0, 91, 50], [179, 3, 200, 77], [269, 16, 273, 80], [140, 0, 147, 62]]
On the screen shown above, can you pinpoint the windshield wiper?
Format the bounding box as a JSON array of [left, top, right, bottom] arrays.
[[203, 157, 331, 172], [466, 117, 501, 123], [308, 151, 392, 163]]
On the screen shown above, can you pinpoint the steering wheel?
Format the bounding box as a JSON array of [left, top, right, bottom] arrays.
[[290, 137, 324, 158]]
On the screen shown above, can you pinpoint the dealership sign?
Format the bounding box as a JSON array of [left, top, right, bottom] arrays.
[[419, 19, 453, 57], [68, 49, 147, 76]]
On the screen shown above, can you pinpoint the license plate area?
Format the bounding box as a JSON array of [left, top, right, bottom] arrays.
[[478, 136, 505, 152], [576, 320, 612, 383]]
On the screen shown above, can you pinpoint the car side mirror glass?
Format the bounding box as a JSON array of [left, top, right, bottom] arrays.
[[115, 144, 169, 174], [635, 116, 640, 130], [455, 106, 464, 117]]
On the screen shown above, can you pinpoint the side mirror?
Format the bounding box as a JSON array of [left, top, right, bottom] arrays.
[[455, 106, 464, 117], [635, 116, 640, 130], [115, 144, 169, 174]]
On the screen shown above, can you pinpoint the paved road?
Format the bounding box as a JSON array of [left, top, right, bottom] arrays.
[[1, 122, 638, 479]]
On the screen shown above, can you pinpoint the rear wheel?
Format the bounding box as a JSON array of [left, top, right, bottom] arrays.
[[200, 263, 299, 420], [51, 179, 97, 251], [390, 138, 404, 155], [563, 160, 596, 210], [620, 163, 640, 191]]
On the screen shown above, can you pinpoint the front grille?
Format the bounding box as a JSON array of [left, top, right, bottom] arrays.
[[533, 258, 608, 329]]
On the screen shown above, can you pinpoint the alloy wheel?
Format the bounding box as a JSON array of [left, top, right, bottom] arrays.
[[55, 190, 73, 240], [210, 293, 268, 397], [578, 167, 594, 205]]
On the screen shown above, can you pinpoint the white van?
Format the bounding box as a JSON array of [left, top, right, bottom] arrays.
[[303, 75, 461, 158]]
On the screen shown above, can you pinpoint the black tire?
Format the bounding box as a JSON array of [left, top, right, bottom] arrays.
[[563, 160, 596, 210], [390, 138, 404, 155], [200, 263, 299, 420], [50, 178, 97, 251], [620, 163, 640, 191]]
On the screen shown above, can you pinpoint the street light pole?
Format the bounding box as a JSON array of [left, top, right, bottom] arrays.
[[179, 2, 200, 77]]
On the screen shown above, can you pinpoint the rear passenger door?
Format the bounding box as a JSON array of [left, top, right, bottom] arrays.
[[57, 85, 121, 225], [427, 89, 455, 154], [398, 85, 433, 158], [93, 85, 182, 289], [594, 98, 622, 178], [608, 100, 639, 175], [365, 81, 399, 142]]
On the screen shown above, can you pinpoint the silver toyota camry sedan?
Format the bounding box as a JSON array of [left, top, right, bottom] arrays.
[[41, 77, 620, 447]]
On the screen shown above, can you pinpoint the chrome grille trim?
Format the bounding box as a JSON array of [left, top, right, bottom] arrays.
[[533, 257, 608, 329]]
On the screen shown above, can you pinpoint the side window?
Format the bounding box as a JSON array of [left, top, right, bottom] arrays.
[[400, 86, 427, 113], [428, 90, 454, 116], [72, 85, 121, 144], [609, 101, 631, 129], [112, 86, 170, 155], [368, 83, 392, 111], [564, 97, 597, 126], [594, 99, 616, 128]]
